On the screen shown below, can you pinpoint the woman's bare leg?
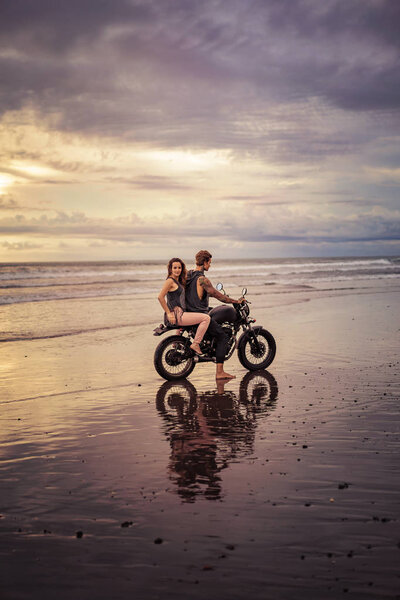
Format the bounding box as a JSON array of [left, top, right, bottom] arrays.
[[177, 312, 211, 354]]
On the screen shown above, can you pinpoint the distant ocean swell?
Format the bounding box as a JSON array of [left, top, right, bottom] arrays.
[[0, 278, 145, 289], [0, 257, 399, 306]]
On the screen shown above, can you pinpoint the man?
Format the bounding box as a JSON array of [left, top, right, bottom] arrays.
[[185, 250, 243, 380]]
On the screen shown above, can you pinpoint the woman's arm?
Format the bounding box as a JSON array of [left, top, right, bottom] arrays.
[[158, 279, 176, 323]]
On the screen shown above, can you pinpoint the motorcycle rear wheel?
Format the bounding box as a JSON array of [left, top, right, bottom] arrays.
[[237, 328, 276, 371], [154, 335, 196, 381]]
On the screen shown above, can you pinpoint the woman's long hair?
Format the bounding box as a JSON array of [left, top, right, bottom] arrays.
[[167, 257, 187, 287]]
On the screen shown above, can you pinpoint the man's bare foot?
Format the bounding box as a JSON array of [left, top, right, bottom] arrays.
[[190, 342, 202, 355], [216, 371, 236, 380]]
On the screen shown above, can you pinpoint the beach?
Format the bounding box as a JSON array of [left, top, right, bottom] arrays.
[[1, 259, 399, 599]]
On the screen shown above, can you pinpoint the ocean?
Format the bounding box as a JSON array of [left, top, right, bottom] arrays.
[[1, 256, 399, 343], [1, 256, 399, 306]]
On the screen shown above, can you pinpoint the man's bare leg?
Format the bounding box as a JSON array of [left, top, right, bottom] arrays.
[[216, 363, 235, 380]]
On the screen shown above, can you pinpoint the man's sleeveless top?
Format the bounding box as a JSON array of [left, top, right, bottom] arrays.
[[185, 270, 209, 313]]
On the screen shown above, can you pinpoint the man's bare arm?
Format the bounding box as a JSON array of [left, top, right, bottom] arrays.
[[199, 276, 241, 304]]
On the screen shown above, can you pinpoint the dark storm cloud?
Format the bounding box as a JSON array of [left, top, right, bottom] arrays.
[[262, 1, 400, 112], [1, 0, 399, 159], [0, 0, 152, 114], [0, 0, 150, 52]]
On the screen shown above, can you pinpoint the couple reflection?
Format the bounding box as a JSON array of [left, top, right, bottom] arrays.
[[155, 371, 278, 503]]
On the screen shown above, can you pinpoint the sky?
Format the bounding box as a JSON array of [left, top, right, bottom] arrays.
[[0, 0, 399, 262]]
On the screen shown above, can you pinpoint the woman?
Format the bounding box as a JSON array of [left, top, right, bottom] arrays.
[[158, 258, 211, 355]]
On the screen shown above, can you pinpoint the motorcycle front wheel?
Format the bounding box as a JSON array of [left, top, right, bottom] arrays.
[[237, 327, 276, 371], [154, 335, 196, 381]]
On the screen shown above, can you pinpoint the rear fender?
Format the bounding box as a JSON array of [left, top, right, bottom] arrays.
[[153, 324, 194, 337]]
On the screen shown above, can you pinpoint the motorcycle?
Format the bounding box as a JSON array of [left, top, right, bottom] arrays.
[[153, 284, 276, 381]]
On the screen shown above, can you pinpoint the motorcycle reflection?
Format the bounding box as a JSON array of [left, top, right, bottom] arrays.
[[155, 371, 278, 502]]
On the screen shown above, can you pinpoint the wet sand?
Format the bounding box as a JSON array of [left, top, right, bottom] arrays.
[[1, 281, 399, 599]]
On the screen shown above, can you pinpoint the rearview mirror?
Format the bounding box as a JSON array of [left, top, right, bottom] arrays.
[[242, 287, 247, 296], [216, 282, 223, 291]]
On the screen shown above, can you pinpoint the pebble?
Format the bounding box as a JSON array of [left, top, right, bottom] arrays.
[[121, 521, 133, 528]]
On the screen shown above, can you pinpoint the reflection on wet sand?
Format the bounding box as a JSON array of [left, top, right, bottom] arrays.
[[155, 371, 278, 502]]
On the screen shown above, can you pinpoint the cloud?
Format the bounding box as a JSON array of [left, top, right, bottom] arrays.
[[0, 0, 398, 163], [0, 195, 18, 210], [0, 1, 399, 259], [222, 195, 293, 206], [108, 175, 195, 190], [0, 0, 150, 53], [0, 206, 398, 246], [0, 194, 51, 211], [2, 240, 42, 250]]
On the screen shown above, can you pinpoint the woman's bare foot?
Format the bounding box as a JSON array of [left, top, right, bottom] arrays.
[[190, 342, 202, 355]]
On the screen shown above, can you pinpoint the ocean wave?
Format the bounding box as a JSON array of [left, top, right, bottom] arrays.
[[0, 278, 146, 289], [210, 257, 394, 273], [0, 257, 398, 306], [0, 257, 395, 281], [0, 268, 164, 281]]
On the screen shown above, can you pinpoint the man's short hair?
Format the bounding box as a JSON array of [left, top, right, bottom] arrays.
[[195, 250, 212, 266]]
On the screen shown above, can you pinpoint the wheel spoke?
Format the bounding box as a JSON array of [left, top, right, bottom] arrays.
[[237, 328, 276, 372], [245, 334, 269, 364], [161, 341, 191, 376]]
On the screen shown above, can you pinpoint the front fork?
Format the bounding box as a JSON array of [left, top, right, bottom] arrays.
[[242, 323, 262, 352]]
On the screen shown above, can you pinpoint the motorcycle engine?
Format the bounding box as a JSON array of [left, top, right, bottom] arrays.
[[201, 323, 236, 360]]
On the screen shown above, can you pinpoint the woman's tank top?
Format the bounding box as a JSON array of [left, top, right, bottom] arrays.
[[165, 278, 186, 325]]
